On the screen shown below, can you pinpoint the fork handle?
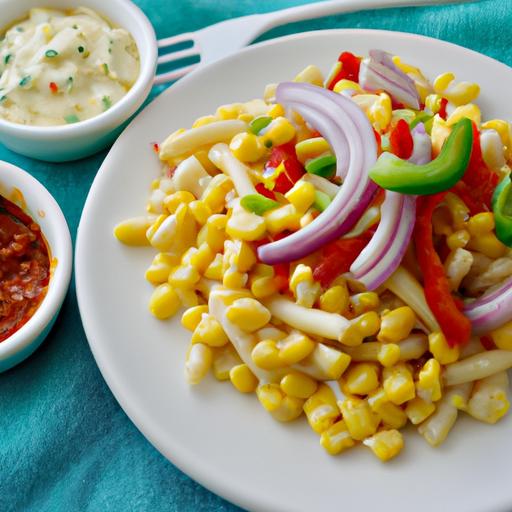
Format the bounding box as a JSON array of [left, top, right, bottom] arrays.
[[260, 0, 470, 32]]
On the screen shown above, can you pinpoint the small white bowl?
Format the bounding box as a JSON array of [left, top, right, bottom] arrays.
[[0, 161, 72, 372], [0, 0, 157, 162]]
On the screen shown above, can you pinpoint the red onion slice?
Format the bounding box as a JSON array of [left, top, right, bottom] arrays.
[[409, 122, 432, 165], [465, 277, 512, 311], [464, 280, 512, 334], [351, 193, 416, 290], [359, 49, 420, 109], [257, 82, 377, 265]]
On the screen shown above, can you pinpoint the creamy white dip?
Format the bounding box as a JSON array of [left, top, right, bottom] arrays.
[[0, 7, 140, 126]]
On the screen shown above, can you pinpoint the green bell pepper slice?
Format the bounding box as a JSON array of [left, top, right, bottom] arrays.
[[369, 117, 473, 195], [240, 193, 280, 216], [492, 176, 512, 247], [306, 155, 337, 179]]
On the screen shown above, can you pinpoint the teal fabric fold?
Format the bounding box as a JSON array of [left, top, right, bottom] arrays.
[[0, 1, 510, 510]]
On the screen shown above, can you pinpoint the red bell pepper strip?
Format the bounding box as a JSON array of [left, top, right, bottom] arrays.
[[255, 182, 276, 200], [265, 142, 304, 194], [327, 51, 361, 90], [313, 232, 372, 288], [389, 119, 414, 159], [438, 97, 448, 120], [415, 193, 472, 347]]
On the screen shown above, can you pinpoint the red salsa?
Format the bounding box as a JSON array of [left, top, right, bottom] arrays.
[[0, 195, 50, 342]]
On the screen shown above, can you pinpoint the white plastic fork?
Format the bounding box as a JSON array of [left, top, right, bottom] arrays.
[[155, 0, 470, 85]]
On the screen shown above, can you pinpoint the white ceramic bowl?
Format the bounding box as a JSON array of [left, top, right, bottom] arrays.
[[0, 0, 157, 162], [0, 161, 72, 372]]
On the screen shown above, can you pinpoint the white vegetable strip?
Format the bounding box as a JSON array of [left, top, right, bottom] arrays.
[[301, 174, 340, 198], [208, 289, 280, 383], [172, 155, 210, 198], [418, 383, 472, 447], [385, 266, 440, 332], [443, 350, 512, 386], [208, 143, 256, 197], [263, 296, 350, 342], [258, 82, 378, 264], [159, 120, 247, 159]]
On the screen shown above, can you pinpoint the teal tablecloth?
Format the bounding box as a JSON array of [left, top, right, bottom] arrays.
[[1, 1, 510, 510]]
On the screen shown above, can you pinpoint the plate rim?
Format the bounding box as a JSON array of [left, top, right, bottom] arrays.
[[76, 28, 512, 512]]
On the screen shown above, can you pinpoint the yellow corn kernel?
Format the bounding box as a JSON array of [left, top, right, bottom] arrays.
[[148, 283, 181, 319], [318, 284, 350, 314], [344, 363, 380, 395], [203, 253, 223, 280], [295, 137, 331, 164], [252, 339, 283, 370], [446, 229, 470, 250], [225, 298, 271, 332], [229, 132, 266, 163], [377, 307, 416, 343], [251, 276, 279, 299], [237, 113, 253, 123], [114, 216, 154, 246], [198, 215, 228, 252], [280, 372, 318, 399], [145, 252, 180, 284], [467, 212, 495, 236], [339, 397, 379, 441], [147, 188, 166, 214], [367, 387, 388, 412], [163, 190, 196, 214], [431, 114, 452, 156], [490, 320, 512, 350], [447, 104, 481, 127], [263, 83, 277, 102], [306, 399, 339, 434], [192, 115, 217, 128], [188, 200, 212, 225], [375, 401, 408, 430], [482, 119, 512, 160], [256, 325, 287, 342], [466, 231, 507, 259], [289, 263, 313, 294], [277, 331, 315, 365], [200, 174, 233, 213], [226, 209, 266, 241], [168, 265, 200, 289], [181, 305, 209, 331], [425, 93, 442, 114], [230, 364, 258, 393], [363, 429, 404, 462], [294, 64, 324, 86], [285, 180, 316, 213], [433, 72, 480, 106], [416, 358, 442, 402], [288, 264, 320, 308], [191, 314, 229, 347], [268, 103, 285, 119], [264, 204, 301, 235], [377, 343, 401, 368], [445, 192, 470, 229], [320, 420, 355, 455], [222, 266, 247, 289], [429, 331, 460, 364], [212, 344, 242, 381], [466, 373, 510, 424], [184, 343, 212, 384], [256, 383, 283, 412], [405, 397, 436, 425], [307, 343, 352, 380], [262, 117, 296, 147], [369, 93, 392, 131], [271, 396, 305, 422], [350, 292, 380, 316], [383, 363, 415, 405], [341, 312, 381, 347], [216, 103, 243, 120], [189, 243, 214, 273], [228, 240, 257, 272], [333, 79, 363, 95]]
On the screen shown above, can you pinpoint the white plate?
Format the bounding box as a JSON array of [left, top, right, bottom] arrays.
[[76, 30, 512, 512]]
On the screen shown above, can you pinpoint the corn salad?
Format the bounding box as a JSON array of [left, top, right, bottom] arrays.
[[114, 50, 512, 462]]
